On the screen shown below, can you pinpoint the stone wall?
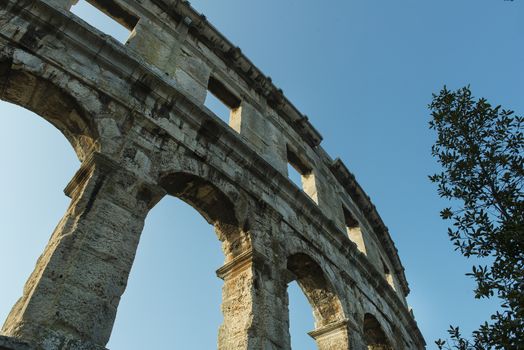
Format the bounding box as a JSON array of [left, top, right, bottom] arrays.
[[0, 0, 425, 349]]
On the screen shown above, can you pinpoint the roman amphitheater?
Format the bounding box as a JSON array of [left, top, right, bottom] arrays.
[[0, 0, 425, 349]]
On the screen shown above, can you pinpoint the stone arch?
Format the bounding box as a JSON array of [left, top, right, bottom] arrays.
[[287, 253, 350, 349], [154, 168, 258, 349], [0, 52, 103, 346], [0, 100, 82, 338], [0, 55, 98, 161], [287, 253, 345, 327], [159, 170, 250, 261], [363, 313, 392, 350]]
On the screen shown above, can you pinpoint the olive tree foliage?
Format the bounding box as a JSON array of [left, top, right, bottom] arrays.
[[428, 86, 523, 349]]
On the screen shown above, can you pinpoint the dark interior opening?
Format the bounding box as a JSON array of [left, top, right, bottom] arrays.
[[286, 146, 311, 175], [343, 206, 359, 229], [207, 77, 241, 110], [382, 259, 390, 276]]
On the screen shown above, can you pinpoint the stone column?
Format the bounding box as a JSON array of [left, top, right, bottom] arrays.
[[216, 250, 289, 349], [308, 319, 352, 350], [1, 153, 164, 350]]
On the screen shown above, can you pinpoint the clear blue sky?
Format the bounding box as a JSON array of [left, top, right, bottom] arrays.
[[1, 1, 522, 349]]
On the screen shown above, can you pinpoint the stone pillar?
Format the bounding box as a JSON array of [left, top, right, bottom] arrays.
[[230, 101, 287, 175], [126, 17, 211, 104], [308, 319, 352, 350], [216, 249, 289, 350], [126, 17, 182, 77], [347, 326, 367, 350], [1, 153, 164, 350]]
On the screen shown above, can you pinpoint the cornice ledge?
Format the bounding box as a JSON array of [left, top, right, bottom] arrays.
[[308, 319, 350, 339], [329, 158, 410, 296], [215, 249, 254, 280], [63, 151, 118, 199], [152, 0, 323, 148]]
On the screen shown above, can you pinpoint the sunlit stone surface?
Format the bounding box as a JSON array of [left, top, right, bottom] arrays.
[[0, 0, 425, 349]]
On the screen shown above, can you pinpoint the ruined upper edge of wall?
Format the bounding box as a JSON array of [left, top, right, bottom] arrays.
[[31, 0, 409, 296], [169, 0, 410, 294]]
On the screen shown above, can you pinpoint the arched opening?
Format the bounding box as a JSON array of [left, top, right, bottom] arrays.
[[363, 314, 392, 350], [108, 171, 250, 349], [287, 253, 349, 350], [107, 195, 224, 349], [0, 55, 108, 346], [0, 101, 80, 327], [0, 58, 98, 161], [159, 172, 249, 260], [0, 53, 98, 328], [288, 254, 344, 328], [288, 280, 317, 349]]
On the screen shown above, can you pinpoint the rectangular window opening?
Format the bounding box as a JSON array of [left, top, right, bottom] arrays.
[[287, 162, 303, 189], [286, 146, 318, 204], [381, 258, 396, 290], [343, 206, 367, 255], [70, 0, 138, 44], [205, 77, 241, 126]]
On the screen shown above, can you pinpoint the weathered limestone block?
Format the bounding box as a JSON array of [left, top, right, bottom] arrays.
[[216, 251, 255, 350], [361, 237, 383, 272], [174, 63, 209, 104], [215, 241, 294, 350], [214, 208, 292, 350], [128, 16, 213, 104], [175, 47, 212, 101], [348, 226, 368, 255], [231, 101, 287, 174], [127, 17, 182, 76], [308, 320, 351, 350], [302, 170, 320, 204], [43, 0, 77, 10], [1, 153, 163, 350], [0, 335, 31, 350], [313, 169, 346, 223]]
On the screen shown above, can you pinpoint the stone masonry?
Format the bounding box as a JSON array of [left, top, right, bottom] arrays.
[[0, 0, 426, 349]]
